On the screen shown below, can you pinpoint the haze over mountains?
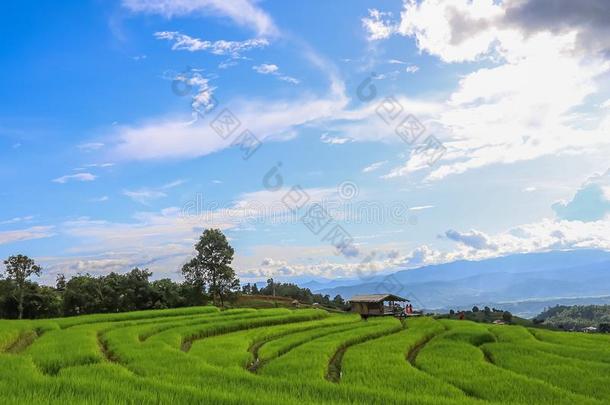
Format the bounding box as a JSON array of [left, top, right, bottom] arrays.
[[303, 250, 610, 318]]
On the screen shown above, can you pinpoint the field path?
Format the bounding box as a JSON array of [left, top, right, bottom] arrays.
[[5, 329, 39, 354]]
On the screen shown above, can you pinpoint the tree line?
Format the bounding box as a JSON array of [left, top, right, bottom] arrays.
[[0, 229, 241, 319], [241, 279, 346, 309], [1, 228, 347, 319]]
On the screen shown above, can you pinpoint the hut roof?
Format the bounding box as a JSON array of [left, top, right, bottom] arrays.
[[348, 294, 409, 303]]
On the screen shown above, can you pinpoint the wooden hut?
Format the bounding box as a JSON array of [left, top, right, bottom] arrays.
[[348, 294, 409, 318]]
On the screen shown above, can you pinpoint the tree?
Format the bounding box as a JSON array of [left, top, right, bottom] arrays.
[[267, 278, 276, 297], [3, 255, 42, 319], [241, 283, 252, 295], [598, 323, 610, 333], [502, 311, 513, 323], [332, 295, 345, 308], [182, 229, 239, 307], [472, 306, 479, 313]]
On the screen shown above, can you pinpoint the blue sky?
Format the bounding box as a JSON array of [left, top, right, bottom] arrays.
[[2, 0, 610, 285]]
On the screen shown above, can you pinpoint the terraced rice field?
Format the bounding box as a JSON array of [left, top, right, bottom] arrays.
[[1, 306, 609, 404]]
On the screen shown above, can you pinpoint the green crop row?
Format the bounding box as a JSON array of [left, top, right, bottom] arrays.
[[189, 313, 358, 368], [2, 308, 610, 404], [260, 317, 403, 380], [341, 317, 469, 400], [416, 320, 599, 404]]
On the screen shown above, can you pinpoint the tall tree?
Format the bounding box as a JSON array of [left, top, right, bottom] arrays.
[[3, 255, 42, 319], [182, 229, 239, 307]]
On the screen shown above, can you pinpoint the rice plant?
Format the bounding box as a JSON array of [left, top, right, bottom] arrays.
[[1, 308, 608, 404]]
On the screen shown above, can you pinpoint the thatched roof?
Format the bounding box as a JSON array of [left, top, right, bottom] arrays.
[[348, 294, 409, 303]]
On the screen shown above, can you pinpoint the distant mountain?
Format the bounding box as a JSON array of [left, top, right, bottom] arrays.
[[315, 250, 610, 318]]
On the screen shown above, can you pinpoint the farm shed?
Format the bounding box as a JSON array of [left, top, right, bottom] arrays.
[[348, 294, 409, 318]]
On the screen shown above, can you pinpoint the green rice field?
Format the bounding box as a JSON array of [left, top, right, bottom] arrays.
[[1, 306, 609, 404]]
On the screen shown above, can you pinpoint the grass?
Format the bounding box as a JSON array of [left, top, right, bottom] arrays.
[[1, 308, 610, 404]]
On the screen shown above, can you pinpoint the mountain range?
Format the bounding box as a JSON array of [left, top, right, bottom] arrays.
[[305, 250, 610, 318]]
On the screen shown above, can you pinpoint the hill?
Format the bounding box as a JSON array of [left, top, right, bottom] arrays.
[[535, 304, 610, 331]]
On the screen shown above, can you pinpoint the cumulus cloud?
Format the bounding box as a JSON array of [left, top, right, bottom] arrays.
[[445, 229, 498, 250], [168, 68, 217, 118], [261, 257, 287, 267], [402, 245, 443, 266], [374, 0, 610, 182], [362, 9, 396, 41], [503, 0, 610, 57], [253, 63, 278, 74], [553, 169, 610, 221]]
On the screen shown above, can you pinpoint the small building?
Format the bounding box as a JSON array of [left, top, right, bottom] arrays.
[[291, 299, 300, 308], [348, 294, 409, 318], [492, 319, 505, 325], [582, 326, 598, 333]]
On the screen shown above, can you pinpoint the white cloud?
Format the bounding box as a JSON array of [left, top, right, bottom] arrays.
[[362, 160, 387, 173], [409, 205, 434, 211], [85, 163, 114, 168], [0, 215, 34, 225], [90, 196, 109, 203], [252, 63, 300, 84], [167, 68, 217, 121], [123, 0, 278, 37], [445, 229, 498, 250], [320, 133, 352, 145], [53, 172, 97, 184], [398, 0, 503, 63], [155, 31, 268, 57], [261, 257, 287, 267], [362, 9, 396, 41], [374, 0, 610, 182], [77, 142, 104, 151], [402, 245, 443, 267], [111, 90, 347, 160], [123, 179, 186, 205], [253, 63, 278, 74], [218, 59, 238, 69], [278, 76, 300, 85], [0, 226, 55, 245], [35, 186, 339, 279], [552, 169, 610, 222], [405, 65, 419, 73], [123, 189, 167, 205]]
